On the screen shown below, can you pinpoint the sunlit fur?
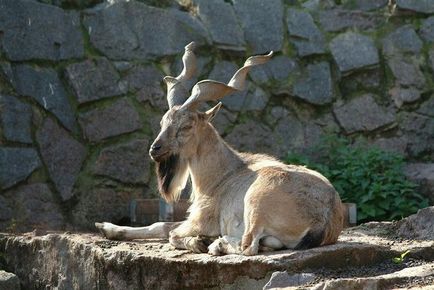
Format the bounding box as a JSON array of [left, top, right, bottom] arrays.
[[96, 104, 344, 256]]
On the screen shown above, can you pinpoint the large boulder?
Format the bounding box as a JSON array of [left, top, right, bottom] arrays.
[[404, 164, 434, 203], [286, 9, 325, 57], [382, 25, 423, 57], [83, 1, 208, 60], [387, 56, 425, 89], [319, 9, 384, 32], [78, 98, 142, 142], [36, 118, 87, 201], [389, 87, 421, 108], [399, 113, 434, 158], [0, 95, 32, 144], [92, 139, 151, 184], [396, 0, 434, 14], [72, 188, 142, 229], [65, 58, 128, 104], [263, 272, 316, 289], [333, 94, 395, 133], [330, 32, 379, 74], [1, 221, 433, 289], [420, 16, 434, 43], [127, 65, 166, 110], [0, 147, 41, 190], [0, 183, 65, 231], [398, 206, 434, 240], [416, 95, 434, 117], [249, 55, 299, 86], [293, 62, 333, 105], [195, 0, 245, 51], [310, 263, 434, 290], [350, 0, 388, 11], [10, 65, 76, 131], [233, 0, 284, 53], [0, 0, 84, 61]]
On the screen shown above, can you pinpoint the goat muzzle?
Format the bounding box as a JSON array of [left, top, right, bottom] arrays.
[[149, 143, 169, 162]]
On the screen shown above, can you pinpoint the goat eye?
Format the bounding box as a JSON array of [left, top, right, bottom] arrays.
[[181, 125, 193, 131]]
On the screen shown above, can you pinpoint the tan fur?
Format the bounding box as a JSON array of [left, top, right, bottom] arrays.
[[97, 117, 344, 255], [96, 48, 344, 256]]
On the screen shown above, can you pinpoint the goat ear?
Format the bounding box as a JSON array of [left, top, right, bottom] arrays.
[[205, 102, 222, 122]]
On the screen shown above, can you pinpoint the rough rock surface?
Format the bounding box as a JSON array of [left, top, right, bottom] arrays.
[[351, 0, 388, 11], [244, 87, 269, 111], [399, 113, 434, 157], [429, 49, 434, 72], [0, 270, 20, 290], [233, 0, 283, 53], [287, 9, 325, 57], [11, 65, 76, 131], [0, 95, 32, 144], [65, 58, 128, 104], [398, 207, 434, 240], [195, 0, 245, 51], [420, 16, 434, 43], [0, 0, 434, 242], [0, 147, 41, 190], [293, 62, 333, 105], [72, 188, 141, 229], [389, 87, 421, 108], [387, 57, 425, 88], [340, 68, 382, 94], [371, 136, 408, 155], [330, 32, 379, 74], [0, 183, 64, 231], [0, 0, 83, 61], [310, 263, 434, 290], [319, 9, 384, 32], [250, 56, 298, 85], [127, 65, 166, 109], [396, 0, 434, 14], [383, 25, 423, 56], [333, 94, 395, 133], [417, 95, 434, 117], [83, 1, 208, 60], [79, 98, 142, 142], [264, 272, 316, 289], [92, 139, 150, 184], [404, 163, 434, 203], [36, 118, 87, 201], [226, 120, 276, 155], [1, 216, 434, 290]]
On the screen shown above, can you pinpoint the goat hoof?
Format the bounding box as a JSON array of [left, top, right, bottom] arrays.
[[242, 246, 258, 256], [95, 222, 125, 240], [208, 240, 223, 256], [186, 237, 209, 253], [95, 222, 109, 236]]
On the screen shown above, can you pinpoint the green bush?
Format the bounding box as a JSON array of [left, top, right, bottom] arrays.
[[285, 136, 429, 223]]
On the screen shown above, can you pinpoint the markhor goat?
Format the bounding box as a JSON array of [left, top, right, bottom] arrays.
[[96, 42, 343, 256]]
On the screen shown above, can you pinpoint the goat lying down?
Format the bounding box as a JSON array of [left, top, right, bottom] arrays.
[[96, 42, 344, 256]]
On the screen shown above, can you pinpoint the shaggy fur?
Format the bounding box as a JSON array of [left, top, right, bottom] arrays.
[[156, 154, 180, 202], [95, 45, 344, 256]]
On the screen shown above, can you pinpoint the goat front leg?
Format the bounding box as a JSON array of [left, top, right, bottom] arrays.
[[95, 221, 182, 240], [168, 221, 216, 253]]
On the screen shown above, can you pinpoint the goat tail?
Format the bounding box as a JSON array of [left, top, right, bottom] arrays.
[[321, 196, 345, 246]]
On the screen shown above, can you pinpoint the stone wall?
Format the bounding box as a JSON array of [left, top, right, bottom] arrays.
[[0, 0, 433, 231]]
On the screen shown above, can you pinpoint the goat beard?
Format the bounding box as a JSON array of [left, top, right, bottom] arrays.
[[155, 154, 179, 202]]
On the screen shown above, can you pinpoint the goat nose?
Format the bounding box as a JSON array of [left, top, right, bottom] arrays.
[[151, 143, 162, 151]]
